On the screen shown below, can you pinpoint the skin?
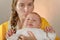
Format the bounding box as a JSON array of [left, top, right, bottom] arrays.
[[18, 31, 37, 40]]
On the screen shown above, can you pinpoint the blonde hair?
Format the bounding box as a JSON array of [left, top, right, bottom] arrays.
[[10, 0, 18, 27]]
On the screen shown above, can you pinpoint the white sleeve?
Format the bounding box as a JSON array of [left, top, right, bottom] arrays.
[[47, 32, 56, 40]]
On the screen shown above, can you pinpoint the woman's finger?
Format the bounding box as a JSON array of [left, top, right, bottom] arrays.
[[45, 26, 55, 33], [8, 30, 13, 36], [6, 29, 14, 37], [49, 27, 55, 32], [18, 35, 28, 40], [27, 31, 37, 40]]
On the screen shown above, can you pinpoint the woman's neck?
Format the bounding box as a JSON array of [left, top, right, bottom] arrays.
[[17, 18, 25, 29]]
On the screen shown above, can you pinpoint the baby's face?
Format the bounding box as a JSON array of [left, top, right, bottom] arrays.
[[24, 14, 41, 28]]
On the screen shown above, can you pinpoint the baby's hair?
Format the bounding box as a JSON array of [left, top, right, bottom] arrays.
[[32, 12, 41, 23]]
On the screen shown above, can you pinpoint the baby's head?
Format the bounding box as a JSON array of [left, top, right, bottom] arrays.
[[23, 12, 41, 28]]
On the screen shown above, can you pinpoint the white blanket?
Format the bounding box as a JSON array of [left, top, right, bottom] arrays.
[[7, 28, 56, 40]]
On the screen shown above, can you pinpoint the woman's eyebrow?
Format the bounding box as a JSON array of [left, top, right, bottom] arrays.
[[19, 3, 24, 5], [28, 2, 33, 4]]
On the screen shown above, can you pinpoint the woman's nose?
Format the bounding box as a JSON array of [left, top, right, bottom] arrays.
[[24, 6, 28, 13]]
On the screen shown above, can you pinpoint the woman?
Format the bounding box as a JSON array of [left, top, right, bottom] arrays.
[[0, 0, 59, 40]]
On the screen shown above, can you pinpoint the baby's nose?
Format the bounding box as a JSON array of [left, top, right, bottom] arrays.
[[29, 20, 33, 23]]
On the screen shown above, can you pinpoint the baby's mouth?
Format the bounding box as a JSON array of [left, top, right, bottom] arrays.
[[28, 24, 33, 27]]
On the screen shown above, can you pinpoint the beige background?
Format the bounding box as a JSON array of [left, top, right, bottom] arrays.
[[0, 0, 60, 37]]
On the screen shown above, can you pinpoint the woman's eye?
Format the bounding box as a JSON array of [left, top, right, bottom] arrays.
[[28, 3, 32, 6], [19, 4, 24, 7], [20, 4, 24, 7]]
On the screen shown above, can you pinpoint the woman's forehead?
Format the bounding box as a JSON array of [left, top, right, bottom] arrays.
[[17, 0, 33, 4]]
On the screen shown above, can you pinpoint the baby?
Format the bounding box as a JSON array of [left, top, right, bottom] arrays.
[[7, 13, 56, 40]]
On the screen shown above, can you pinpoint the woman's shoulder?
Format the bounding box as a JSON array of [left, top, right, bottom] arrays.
[[0, 21, 9, 29], [0, 21, 9, 40], [40, 17, 49, 24], [40, 17, 50, 29], [40, 17, 47, 21]]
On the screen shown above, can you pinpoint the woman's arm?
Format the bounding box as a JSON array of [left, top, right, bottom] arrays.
[[40, 17, 55, 33], [0, 21, 8, 40], [41, 17, 60, 40]]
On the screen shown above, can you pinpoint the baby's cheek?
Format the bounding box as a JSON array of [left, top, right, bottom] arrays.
[[34, 22, 38, 25], [34, 23, 40, 27], [33, 23, 37, 27]]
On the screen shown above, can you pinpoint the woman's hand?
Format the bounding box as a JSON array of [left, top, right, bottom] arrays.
[[6, 29, 15, 38], [18, 31, 37, 40], [28, 31, 37, 40], [44, 26, 55, 33]]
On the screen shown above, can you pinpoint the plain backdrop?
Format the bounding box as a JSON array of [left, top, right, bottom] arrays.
[[0, 0, 60, 37]]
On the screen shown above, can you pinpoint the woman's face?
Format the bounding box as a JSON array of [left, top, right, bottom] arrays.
[[16, 0, 34, 19]]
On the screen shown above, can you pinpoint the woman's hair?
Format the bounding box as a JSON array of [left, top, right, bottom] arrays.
[[10, 0, 18, 27], [10, 0, 34, 27]]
